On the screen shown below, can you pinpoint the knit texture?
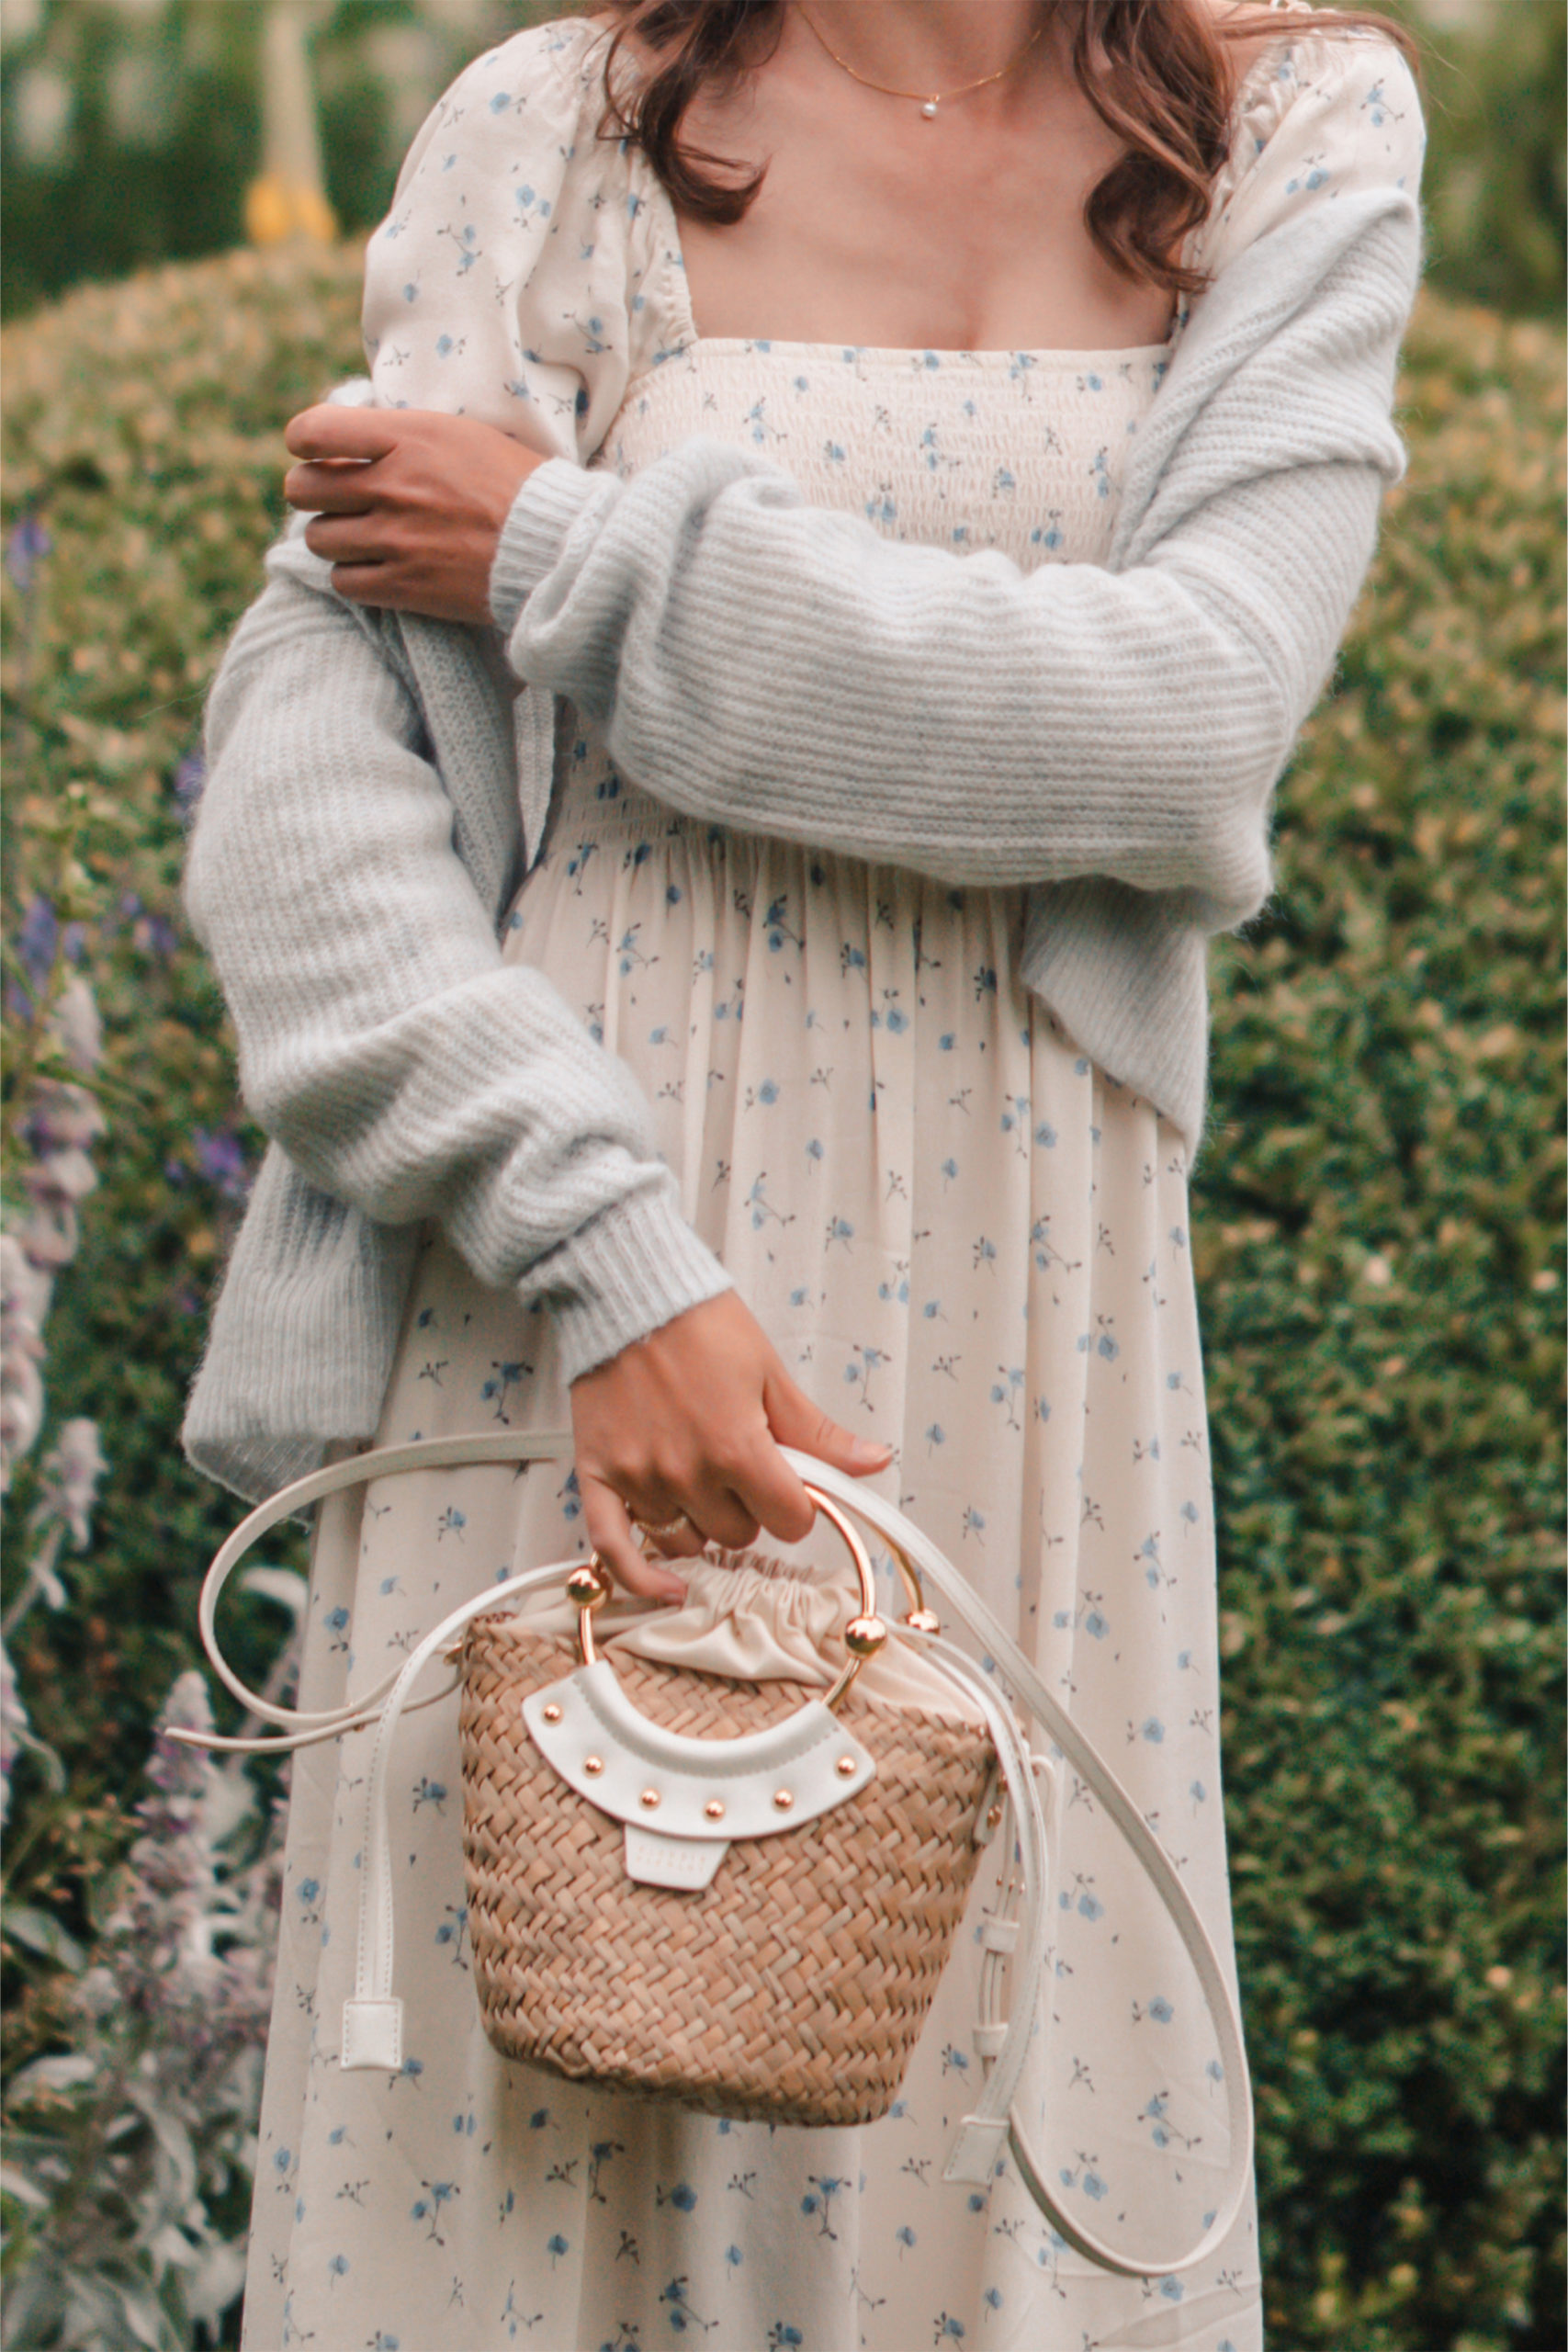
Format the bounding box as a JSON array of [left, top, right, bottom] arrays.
[[492, 190, 1421, 1147], [184, 41, 1423, 1505], [182, 525, 732, 1500]]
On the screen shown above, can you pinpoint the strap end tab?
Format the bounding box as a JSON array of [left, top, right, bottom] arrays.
[[944, 2116, 1009, 2184], [342, 1998, 403, 2072]]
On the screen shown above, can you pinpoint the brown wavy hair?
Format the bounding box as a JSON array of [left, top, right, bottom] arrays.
[[585, 1, 1419, 298]]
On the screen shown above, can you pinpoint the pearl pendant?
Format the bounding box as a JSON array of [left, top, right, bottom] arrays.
[[921, 98, 939, 119]]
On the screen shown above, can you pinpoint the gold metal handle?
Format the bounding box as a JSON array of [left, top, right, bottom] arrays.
[[883, 1535, 938, 1633], [569, 1484, 893, 1713]]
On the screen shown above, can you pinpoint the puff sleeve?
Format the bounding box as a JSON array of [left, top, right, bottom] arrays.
[[1189, 12, 1427, 286], [361, 17, 658, 460]]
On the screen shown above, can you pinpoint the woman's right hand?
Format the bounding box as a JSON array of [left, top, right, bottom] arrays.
[[570, 1291, 893, 1600]]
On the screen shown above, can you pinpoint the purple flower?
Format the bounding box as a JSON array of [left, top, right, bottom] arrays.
[[0, 1237, 49, 1486], [35, 1419, 107, 1548], [107, 1670, 221, 1986], [172, 749, 206, 811], [134, 911, 180, 961], [48, 978, 102, 1073], [0, 1636, 30, 1825], [26, 1079, 105, 1154], [192, 1128, 250, 1203], [17, 896, 58, 989], [6, 514, 51, 593], [25, 1146, 97, 1211]]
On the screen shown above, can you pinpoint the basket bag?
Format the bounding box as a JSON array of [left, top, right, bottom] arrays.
[[176, 1430, 1252, 2278]]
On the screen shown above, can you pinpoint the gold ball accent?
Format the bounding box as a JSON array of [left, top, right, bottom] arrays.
[[773, 1788, 795, 1811], [844, 1613, 887, 1657], [905, 1606, 942, 1635], [542, 1702, 562, 1724], [835, 1756, 857, 1779], [566, 1562, 612, 1611], [986, 1803, 1004, 1830], [704, 1799, 726, 1821], [583, 1755, 604, 1776], [639, 1788, 661, 1810]]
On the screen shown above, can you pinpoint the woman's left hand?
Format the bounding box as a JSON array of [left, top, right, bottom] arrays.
[[282, 404, 547, 626]]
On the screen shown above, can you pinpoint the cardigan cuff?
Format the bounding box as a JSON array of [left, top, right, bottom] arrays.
[[529, 1182, 735, 1387], [490, 458, 615, 642]]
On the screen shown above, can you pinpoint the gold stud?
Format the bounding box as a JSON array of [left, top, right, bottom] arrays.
[[566, 1562, 611, 1611], [542, 1702, 562, 1724], [986, 1803, 1004, 1830], [639, 1788, 661, 1810], [836, 1756, 857, 1778], [583, 1755, 604, 1776], [773, 1789, 795, 1811], [704, 1799, 726, 1821]]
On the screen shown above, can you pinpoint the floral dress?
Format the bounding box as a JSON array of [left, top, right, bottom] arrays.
[[240, 11, 1423, 2349]]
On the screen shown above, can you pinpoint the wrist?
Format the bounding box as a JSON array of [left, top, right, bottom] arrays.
[[527, 1184, 734, 1388]]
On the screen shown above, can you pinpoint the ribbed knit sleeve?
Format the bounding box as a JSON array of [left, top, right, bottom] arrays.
[[185, 19, 739, 1390], [185, 532, 732, 1388], [489, 28, 1423, 930], [362, 16, 655, 459]]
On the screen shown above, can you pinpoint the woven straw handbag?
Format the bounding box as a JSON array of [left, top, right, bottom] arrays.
[[177, 1430, 1253, 2278]]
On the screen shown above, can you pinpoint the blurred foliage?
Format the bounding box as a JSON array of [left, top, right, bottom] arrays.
[[0, 0, 533, 322], [0, 240, 1562, 2346], [1, 0, 1564, 322], [1374, 0, 1567, 316], [1198, 291, 1566, 2345]]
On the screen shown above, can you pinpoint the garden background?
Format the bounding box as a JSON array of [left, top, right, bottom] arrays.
[[2, 3, 1562, 2346]]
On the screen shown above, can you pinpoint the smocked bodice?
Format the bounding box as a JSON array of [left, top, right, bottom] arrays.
[[594, 338, 1168, 566]]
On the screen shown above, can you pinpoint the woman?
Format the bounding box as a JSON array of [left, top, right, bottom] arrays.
[[184, 3, 1424, 2344]]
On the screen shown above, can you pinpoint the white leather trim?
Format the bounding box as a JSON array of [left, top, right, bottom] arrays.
[[623, 1826, 728, 1888], [524, 1663, 875, 1839], [943, 2116, 1010, 2184], [342, 1997, 402, 2073]]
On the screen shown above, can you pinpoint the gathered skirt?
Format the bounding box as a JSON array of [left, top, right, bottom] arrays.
[[242, 770, 1262, 2351]]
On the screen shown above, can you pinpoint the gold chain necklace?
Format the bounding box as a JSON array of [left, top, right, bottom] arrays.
[[794, 3, 1046, 121]]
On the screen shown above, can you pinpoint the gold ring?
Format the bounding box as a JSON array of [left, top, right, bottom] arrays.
[[634, 1511, 692, 1542]]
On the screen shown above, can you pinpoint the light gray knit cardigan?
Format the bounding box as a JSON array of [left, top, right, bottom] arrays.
[[182, 178, 1422, 1503]]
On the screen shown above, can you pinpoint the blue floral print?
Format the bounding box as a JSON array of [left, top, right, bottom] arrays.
[[243, 6, 1421, 2346], [243, 327, 1265, 2345]]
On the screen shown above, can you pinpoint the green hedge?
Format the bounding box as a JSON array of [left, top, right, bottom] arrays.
[[1, 246, 1562, 2349]]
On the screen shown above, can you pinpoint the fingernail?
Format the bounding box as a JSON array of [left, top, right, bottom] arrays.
[[855, 1439, 894, 1464]]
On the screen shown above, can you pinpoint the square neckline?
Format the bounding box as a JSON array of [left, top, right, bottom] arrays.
[[618, 14, 1305, 370], [642, 167, 1179, 368]]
